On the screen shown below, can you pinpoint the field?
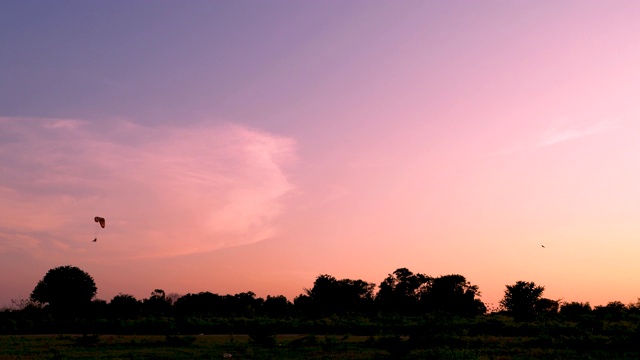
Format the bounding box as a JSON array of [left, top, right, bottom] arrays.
[[2, 334, 377, 360], [2, 333, 640, 360]]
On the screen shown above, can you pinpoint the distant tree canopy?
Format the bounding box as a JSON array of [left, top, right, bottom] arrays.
[[108, 293, 141, 319], [376, 268, 430, 314], [23, 265, 495, 322], [422, 274, 487, 316], [15, 264, 640, 336], [262, 295, 293, 317], [294, 274, 375, 316], [375, 269, 486, 316], [594, 301, 627, 321], [536, 297, 560, 316], [559, 301, 592, 320], [30, 265, 97, 316], [142, 289, 172, 315], [500, 281, 545, 321], [173, 291, 264, 318], [173, 291, 223, 316]]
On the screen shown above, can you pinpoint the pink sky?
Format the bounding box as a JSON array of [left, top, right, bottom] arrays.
[[2, 1, 640, 309]]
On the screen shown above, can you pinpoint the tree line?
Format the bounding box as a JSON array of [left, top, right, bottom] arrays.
[[2, 265, 639, 334]]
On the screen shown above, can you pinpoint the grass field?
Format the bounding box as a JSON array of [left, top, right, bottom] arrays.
[[2, 333, 640, 359], [0, 334, 381, 360]]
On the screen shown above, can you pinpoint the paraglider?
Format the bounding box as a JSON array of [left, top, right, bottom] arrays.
[[93, 216, 105, 243], [94, 217, 105, 228]]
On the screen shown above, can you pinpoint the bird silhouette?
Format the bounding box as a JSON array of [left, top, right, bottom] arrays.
[[93, 238, 97, 243], [541, 245, 545, 248]]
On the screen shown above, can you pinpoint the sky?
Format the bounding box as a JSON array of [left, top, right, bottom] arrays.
[[2, 0, 640, 309]]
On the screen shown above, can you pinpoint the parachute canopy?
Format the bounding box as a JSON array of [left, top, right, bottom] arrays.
[[94, 216, 105, 228]]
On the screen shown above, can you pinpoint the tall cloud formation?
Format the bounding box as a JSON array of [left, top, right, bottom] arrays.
[[0, 117, 295, 259]]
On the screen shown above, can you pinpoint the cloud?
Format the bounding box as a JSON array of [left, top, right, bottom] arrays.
[[537, 120, 619, 147], [0, 117, 296, 259]]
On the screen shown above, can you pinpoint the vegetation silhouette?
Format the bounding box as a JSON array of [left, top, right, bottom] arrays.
[[29, 265, 97, 318], [421, 274, 486, 316], [500, 280, 552, 321], [3, 263, 640, 360], [294, 275, 375, 317], [376, 268, 429, 315]]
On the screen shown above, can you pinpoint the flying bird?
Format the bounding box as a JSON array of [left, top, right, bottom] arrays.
[[93, 238, 97, 243], [541, 245, 545, 248]]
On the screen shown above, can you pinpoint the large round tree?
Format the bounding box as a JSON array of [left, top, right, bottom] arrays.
[[30, 265, 97, 315]]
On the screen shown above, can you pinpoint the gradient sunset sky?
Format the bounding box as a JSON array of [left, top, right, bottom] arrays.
[[2, 0, 640, 309]]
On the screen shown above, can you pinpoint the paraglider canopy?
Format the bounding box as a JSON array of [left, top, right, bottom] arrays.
[[94, 216, 105, 228]]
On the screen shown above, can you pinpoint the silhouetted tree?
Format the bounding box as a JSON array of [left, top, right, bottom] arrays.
[[7, 297, 43, 322], [300, 274, 375, 316], [627, 298, 640, 317], [421, 274, 486, 316], [298, 275, 335, 316], [30, 265, 97, 317], [89, 299, 108, 318], [293, 293, 313, 316], [535, 298, 559, 317], [261, 295, 293, 318], [108, 293, 141, 319], [594, 301, 627, 321], [174, 291, 266, 318], [559, 301, 592, 321], [9, 297, 41, 311], [166, 292, 182, 305], [375, 268, 430, 315], [499, 281, 544, 321], [142, 289, 172, 316], [225, 292, 262, 317], [174, 292, 223, 316]]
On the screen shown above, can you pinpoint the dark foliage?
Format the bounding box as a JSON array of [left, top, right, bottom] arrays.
[[376, 268, 429, 315], [500, 281, 545, 321], [5, 263, 640, 346], [421, 274, 487, 316], [108, 293, 141, 319], [142, 289, 172, 316], [174, 291, 222, 316], [261, 295, 293, 317], [594, 301, 627, 321], [296, 275, 375, 317], [560, 301, 592, 321], [30, 265, 97, 317]]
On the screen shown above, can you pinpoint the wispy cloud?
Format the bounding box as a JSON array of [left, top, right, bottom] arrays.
[[537, 120, 619, 147], [0, 117, 296, 259]]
